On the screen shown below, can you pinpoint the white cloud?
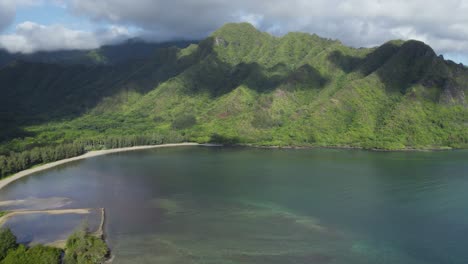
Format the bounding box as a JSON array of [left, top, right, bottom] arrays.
[[0, 0, 50, 32], [0, 0, 16, 31], [1, 0, 468, 62], [235, 12, 264, 28], [0, 21, 131, 53], [68, 0, 468, 58]]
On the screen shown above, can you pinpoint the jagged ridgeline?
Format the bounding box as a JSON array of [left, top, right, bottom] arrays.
[[0, 22, 467, 154]]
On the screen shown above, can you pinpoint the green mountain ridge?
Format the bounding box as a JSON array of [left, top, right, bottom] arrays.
[[1, 22, 467, 156]]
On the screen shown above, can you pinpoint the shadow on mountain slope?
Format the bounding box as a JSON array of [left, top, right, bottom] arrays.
[[178, 37, 330, 97], [328, 40, 468, 99], [0, 37, 330, 143], [328, 41, 436, 93], [0, 45, 200, 143]]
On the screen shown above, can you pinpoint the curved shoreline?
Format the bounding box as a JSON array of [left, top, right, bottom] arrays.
[[0, 142, 461, 191], [0, 143, 218, 191]]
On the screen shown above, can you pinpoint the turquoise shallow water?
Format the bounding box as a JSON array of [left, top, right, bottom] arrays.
[[0, 147, 467, 263]]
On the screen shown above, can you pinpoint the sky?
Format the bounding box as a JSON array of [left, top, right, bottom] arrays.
[[0, 0, 467, 65]]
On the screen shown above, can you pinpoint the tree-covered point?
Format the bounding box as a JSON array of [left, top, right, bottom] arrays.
[[0, 226, 109, 264], [1, 245, 62, 264], [0, 228, 61, 264], [64, 226, 109, 264], [0, 228, 16, 261], [0, 22, 467, 169]]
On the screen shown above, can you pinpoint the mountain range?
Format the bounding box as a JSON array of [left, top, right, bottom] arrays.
[[1, 22, 467, 154]]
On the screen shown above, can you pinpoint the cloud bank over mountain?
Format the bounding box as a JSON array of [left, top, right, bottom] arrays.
[[0, 21, 131, 53], [1, 0, 467, 63]]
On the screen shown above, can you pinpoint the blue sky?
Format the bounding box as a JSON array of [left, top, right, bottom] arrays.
[[12, 4, 79, 30], [0, 0, 467, 65]]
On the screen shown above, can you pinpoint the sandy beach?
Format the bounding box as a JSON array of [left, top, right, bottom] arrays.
[[0, 143, 215, 191], [0, 208, 92, 226]]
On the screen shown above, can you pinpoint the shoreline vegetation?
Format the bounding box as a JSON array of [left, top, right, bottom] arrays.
[[241, 143, 456, 152], [0, 142, 463, 191], [0, 224, 109, 264], [2, 138, 461, 182], [0, 143, 219, 191]]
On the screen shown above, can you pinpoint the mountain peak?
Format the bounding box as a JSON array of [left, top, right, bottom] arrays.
[[400, 39, 437, 58], [213, 22, 259, 34], [211, 22, 263, 42]]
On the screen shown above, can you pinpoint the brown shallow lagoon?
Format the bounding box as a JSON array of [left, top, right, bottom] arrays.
[[0, 146, 467, 263]]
